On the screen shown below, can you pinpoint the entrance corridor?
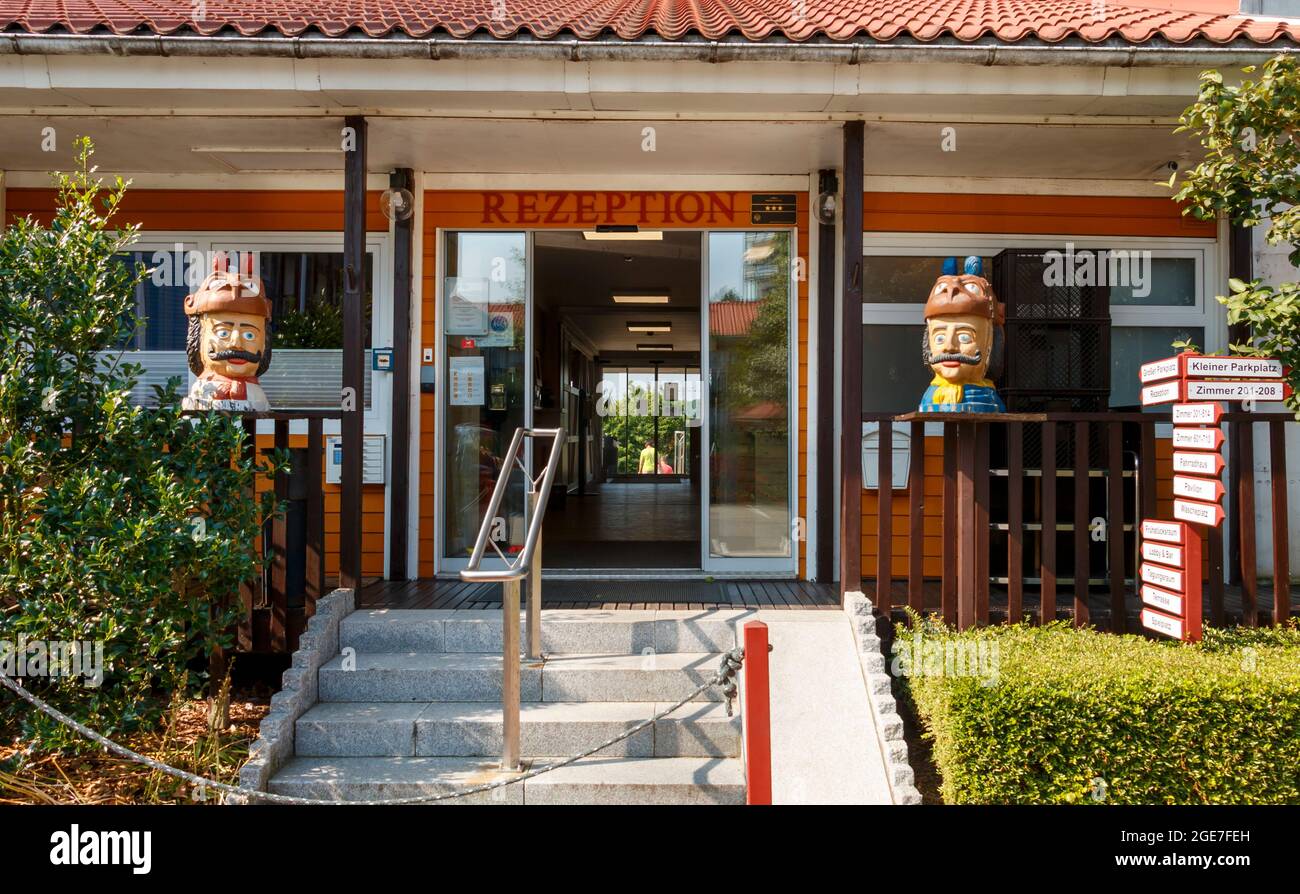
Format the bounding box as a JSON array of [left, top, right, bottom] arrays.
[[545, 481, 698, 569]]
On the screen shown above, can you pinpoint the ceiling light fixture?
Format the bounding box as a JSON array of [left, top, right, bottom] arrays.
[[637, 343, 673, 352], [627, 322, 672, 333], [583, 226, 664, 242], [612, 294, 671, 305]]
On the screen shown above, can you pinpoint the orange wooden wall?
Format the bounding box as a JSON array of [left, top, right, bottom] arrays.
[[5, 187, 389, 580], [418, 191, 810, 577], [860, 191, 1216, 580]]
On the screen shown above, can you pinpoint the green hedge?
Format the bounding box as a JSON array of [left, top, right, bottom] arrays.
[[900, 619, 1300, 804]]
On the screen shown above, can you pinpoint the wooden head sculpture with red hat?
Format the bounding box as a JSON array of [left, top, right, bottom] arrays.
[[917, 256, 1007, 414], [182, 252, 273, 412]]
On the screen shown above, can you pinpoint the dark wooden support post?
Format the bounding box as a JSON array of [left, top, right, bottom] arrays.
[[1106, 423, 1127, 632], [907, 419, 925, 613], [1235, 419, 1258, 626], [838, 122, 864, 598], [340, 115, 367, 592], [816, 169, 838, 584], [973, 424, 991, 625], [1006, 422, 1024, 623], [270, 419, 289, 653], [876, 419, 893, 616], [1073, 421, 1090, 627], [1269, 420, 1291, 624], [941, 426, 957, 625], [1227, 222, 1253, 586], [388, 168, 415, 581], [305, 417, 325, 619], [955, 422, 977, 630], [1040, 421, 1057, 625]]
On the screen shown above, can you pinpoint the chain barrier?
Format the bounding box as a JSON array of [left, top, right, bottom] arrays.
[[0, 646, 745, 805]]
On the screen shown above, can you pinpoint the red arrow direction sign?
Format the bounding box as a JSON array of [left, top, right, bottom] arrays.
[[1183, 379, 1291, 402], [1141, 583, 1185, 616], [1141, 380, 1182, 406], [1173, 475, 1226, 503], [1172, 402, 1224, 425], [1141, 519, 1184, 544], [1173, 497, 1226, 527], [1142, 608, 1188, 642], [1141, 540, 1185, 568], [1139, 356, 1182, 384], [1183, 355, 1286, 379], [1141, 562, 1184, 592], [1171, 427, 1225, 451], [1172, 451, 1226, 476]]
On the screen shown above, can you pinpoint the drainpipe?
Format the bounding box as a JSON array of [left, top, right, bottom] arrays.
[[1, 34, 1294, 67]]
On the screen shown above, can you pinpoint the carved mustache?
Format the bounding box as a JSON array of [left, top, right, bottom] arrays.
[[930, 350, 982, 365], [208, 348, 263, 364]]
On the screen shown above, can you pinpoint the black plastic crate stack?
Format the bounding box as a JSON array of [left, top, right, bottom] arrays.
[[992, 248, 1111, 416]]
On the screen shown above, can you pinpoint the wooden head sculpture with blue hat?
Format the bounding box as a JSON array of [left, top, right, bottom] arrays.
[[917, 256, 1007, 414]]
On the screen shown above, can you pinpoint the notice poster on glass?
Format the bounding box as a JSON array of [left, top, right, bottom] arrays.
[[445, 277, 490, 335], [449, 355, 485, 406]]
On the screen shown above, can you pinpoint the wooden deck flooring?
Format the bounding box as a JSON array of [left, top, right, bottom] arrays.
[[360, 577, 840, 611]]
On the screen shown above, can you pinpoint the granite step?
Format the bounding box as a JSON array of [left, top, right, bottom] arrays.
[[318, 652, 726, 703], [268, 755, 745, 805], [294, 700, 741, 758], [339, 608, 748, 655]]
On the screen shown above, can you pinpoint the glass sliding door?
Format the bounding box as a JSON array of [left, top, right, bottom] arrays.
[[702, 231, 795, 571], [441, 231, 528, 565]]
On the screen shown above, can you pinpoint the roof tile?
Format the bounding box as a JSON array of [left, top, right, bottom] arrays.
[[0, 0, 1295, 46]]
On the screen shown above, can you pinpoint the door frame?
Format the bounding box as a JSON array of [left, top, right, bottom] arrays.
[[700, 228, 800, 574], [433, 224, 800, 577]]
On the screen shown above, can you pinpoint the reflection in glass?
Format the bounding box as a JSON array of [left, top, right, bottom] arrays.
[[1111, 326, 1204, 408], [443, 232, 527, 558], [707, 232, 791, 559]]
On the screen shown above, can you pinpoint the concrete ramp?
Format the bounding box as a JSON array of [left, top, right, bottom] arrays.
[[753, 611, 894, 805]]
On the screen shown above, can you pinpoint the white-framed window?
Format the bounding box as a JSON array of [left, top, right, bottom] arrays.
[[860, 233, 1223, 414], [111, 231, 392, 434]]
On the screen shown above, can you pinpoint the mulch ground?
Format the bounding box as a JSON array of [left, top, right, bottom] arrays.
[[0, 694, 270, 805]]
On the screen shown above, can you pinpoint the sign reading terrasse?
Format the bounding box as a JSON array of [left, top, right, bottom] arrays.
[[476, 191, 751, 226]]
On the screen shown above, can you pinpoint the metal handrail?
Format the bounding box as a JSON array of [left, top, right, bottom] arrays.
[[459, 426, 564, 772], [461, 426, 564, 584]]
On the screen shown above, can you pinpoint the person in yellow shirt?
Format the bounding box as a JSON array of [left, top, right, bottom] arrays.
[[638, 440, 657, 475]]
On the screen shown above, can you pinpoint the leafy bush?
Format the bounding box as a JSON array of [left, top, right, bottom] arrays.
[[1174, 54, 1300, 417], [0, 140, 282, 750], [900, 618, 1300, 804]]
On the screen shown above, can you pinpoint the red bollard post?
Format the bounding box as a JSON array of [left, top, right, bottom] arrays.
[[742, 620, 772, 805]]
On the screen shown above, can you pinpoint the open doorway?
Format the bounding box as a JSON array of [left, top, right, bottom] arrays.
[[532, 231, 702, 569]]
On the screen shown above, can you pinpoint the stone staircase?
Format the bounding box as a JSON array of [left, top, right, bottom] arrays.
[[267, 609, 747, 804]]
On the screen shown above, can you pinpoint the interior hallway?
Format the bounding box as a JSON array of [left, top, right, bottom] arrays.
[[545, 480, 700, 569]]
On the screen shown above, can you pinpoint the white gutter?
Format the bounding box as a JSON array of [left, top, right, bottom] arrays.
[[0, 33, 1294, 66]]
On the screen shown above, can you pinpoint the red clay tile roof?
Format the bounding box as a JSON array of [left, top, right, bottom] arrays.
[[710, 301, 760, 337], [1, 1, 1297, 45]]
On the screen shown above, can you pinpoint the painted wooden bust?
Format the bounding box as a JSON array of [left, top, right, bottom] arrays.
[[917, 256, 1006, 414], [182, 252, 272, 412]]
